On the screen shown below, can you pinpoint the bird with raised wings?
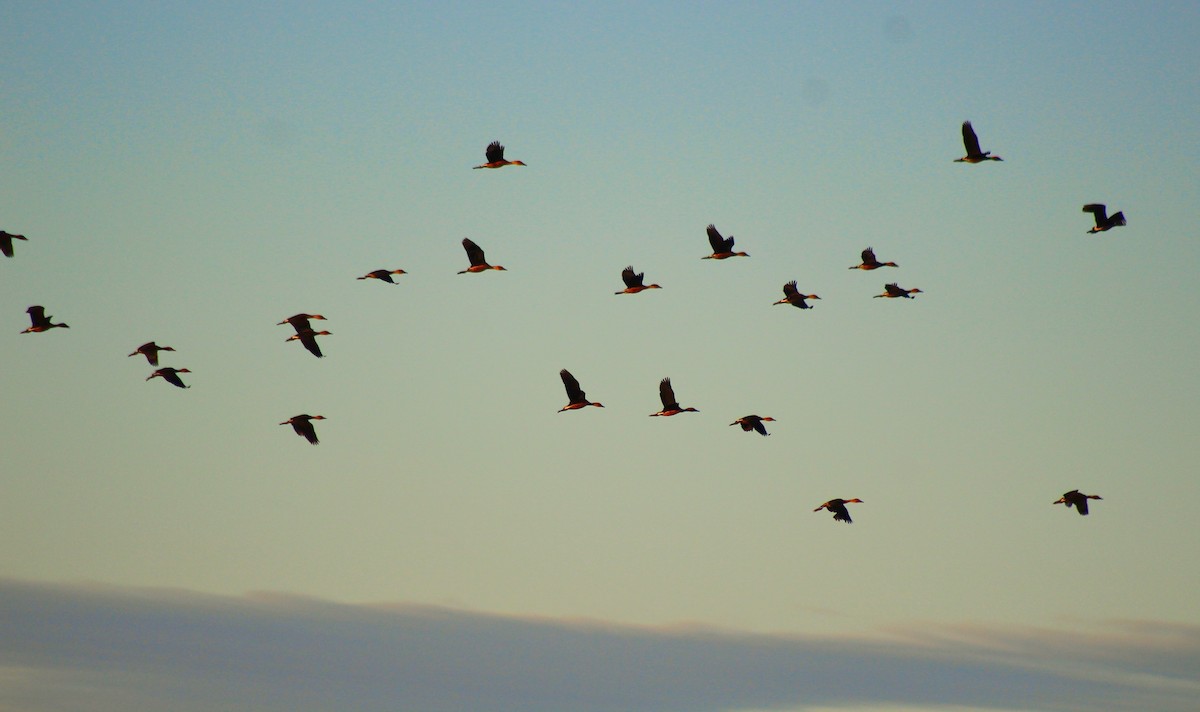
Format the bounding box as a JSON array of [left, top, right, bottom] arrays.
[[558, 369, 604, 412], [773, 281, 820, 309], [615, 266, 662, 294], [955, 121, 1002, 163], [473, 141, 526, 169], [703, 224, 749, 260], [850, 247, 898, 270], [20, 306, 69, 333], [281, 414, 325, 445], [147, 367, 191, 389], [650, 377, 699, 417], [458, 238, 506, 274], [1082, 204, 1126, 233], [814, 498, 863, 523], [1054, 490, 1103, 516]]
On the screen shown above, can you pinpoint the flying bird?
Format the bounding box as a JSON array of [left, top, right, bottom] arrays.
[[955, 121, 1002, 163], [730, 415, 775, 436], [874, 283, 923, 299], [277, 314, 327, 334], [1054, 490, 1103, 516], [129, 341, 176, 366], [357, 269, 407, 283], [20, 306, 69, 333], [458, 238, 506, 274], [1082, 204, 1126, 233], [146, 367, 191, 389], [286, 329, 332, 358], [703, 224, 749, 259], [814, 498, 863, 523], [773, 281, 820, 309], [0, 230, 28, 258], [850, 247, 898, 270], [281, 414, 325, 445], [650, 377, 699, 417], [615, 266, 662, 294], [473, 141, 526, 169], [558, 369, 604, 412]]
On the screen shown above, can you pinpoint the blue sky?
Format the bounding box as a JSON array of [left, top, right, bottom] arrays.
[[2, 2, 1199, 710]]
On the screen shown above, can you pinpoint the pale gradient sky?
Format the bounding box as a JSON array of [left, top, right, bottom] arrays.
[[2, 2, 1199, 710]]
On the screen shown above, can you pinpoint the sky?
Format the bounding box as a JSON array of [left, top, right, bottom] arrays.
[[2, 2, 1199, 711]]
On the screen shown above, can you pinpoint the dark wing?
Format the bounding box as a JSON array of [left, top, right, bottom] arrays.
[[884, 283, 905, 297], [1075, 497, 1090, 516], [298, 330, 324, 358], [1109, 211, 1126, 227], [485, 141, 505, 164], [621, 266, 644, 289], [27, 305, 48, 326], [706, 224, 732, 253], [162, 370, 187, 388], [139, 343, 160, 365], [293, 419, 319, 445], [462, 238, 486, 267], [560, 369, 586, 403], [752, 419, 769, 436], [285, 315, 311, 333], [658, 377, 680, 410], [832, 502, 853, 523], [861, 247, 877, 264], [1082, 204, 1108, 226], [962, 121, 983, 157], [782, 281, 799, 299], [0, 234, 12, 257]]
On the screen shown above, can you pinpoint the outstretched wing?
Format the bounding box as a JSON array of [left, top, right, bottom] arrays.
[[462, 238, 486, 266], [861, 247, 877, 264], [1082, 204, 1108, 227], [782, 281, 799, 299], [27, 305, 47, 325], [658, 377, 680, 410], [621, 266, 644, 289], [485, 141, 505, 164], [962, 121, 983, 157], [560, 369, 586, 403], [706, 224, 731, 253]]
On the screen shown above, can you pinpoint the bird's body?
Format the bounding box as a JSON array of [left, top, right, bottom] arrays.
[[281, 414, 325, 444], [730, 415, 775, 436], [1054, 490, 1102, 516], [129, 341, 176, 366], [650, 377, 699, 416], [458, 238, 506, 274], [773, 281, 820, 309], [955, 121, 1002, 163], [146, 367, 191, 389], [0, 231, 28, 258], [874, 283, 923, 299], [814, 498, 863, 523], [20, 305, 69, 333], [616, 266, 662, 294], [703, 224, 749, 259], [1082, 204, 1126, 233], [287, 329, 332, 358], [558, 369, 604, 411], [473, 141, 526, 169], [358, 269, 407, 283], [850, 247, 898, 270], [277, 314, 327, 334]]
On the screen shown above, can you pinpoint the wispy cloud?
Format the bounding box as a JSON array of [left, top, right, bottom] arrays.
[[0, 578, 1195, 712]]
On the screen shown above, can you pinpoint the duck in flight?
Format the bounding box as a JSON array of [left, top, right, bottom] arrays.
[[955, 121, 1002, 163], [814, 498, 863, 523], [357, 269, 407, 283], [703, 224, 749, 259], [458, 238, 506, 274], [874, 283, 923, 299], [558, 369, 604, 411], [1054, 490, 1102, 516], [0, 230, 28, 258], [650, 377, 699, 416], [278, 314, 327, 334], [850, 247, 898, 270], [147, 367, 191, 389], [1082, 204, 1126, 233], [473, 141, 526, 169], [129, 341, 176, 366], [20, 306, 69, 333], [287, 329, 332, 358], [615, 266, 662, 294], [730, 415, 775, 436], [773, 281, 820, 309], [281, 414, 325, 445]]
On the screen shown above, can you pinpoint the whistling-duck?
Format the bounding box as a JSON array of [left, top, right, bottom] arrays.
[[129, 341, 176, 366], [146, 367, 191, 389], [730, 415, 775, 436], [458, 238, 506, 274], [616, 266, 662, 294], [1082, 204, 1126, 233], [814, 498, 863, 523], [650, 377, 699, 416], [1054, 490, 1103, 516], [850, 247, 898, 270], [955, 121, 1002, 163], [277, 314, 327, 334], [703, 224, 749, 259], [358, 269, 407, 283], [281, 414, 325, 445], [0, 231, 28, 258], [473, 141, 526, 169], [20, 306, 69, 333], [558, 369, 604, 411], [874, 283, 922, 299], [286, 329, 331, 358], [773, 281, 820, 309]]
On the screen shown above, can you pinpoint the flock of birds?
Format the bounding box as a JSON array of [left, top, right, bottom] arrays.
[[7, 125, 1121, 523]]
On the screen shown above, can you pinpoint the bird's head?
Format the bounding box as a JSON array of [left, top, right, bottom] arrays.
[[492, 265, 507, 271], [175, 368, 192, 374], [510, 160, 527, 167], [846, 498, 863, 504]]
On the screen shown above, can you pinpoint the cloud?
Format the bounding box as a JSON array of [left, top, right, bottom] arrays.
[[0, 578, 1196, 712]]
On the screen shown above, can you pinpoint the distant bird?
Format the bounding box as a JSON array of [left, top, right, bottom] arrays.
[[357, 269, 407, 283], [1054, 490, 1103, 516], [129, 341, 176, 366], [286, 329, 332, 358], [730, 415, 775, 436], [0, 230, 28, 258], [814, 498, 863, 523], [650, 377, 699, 417], [146, 367, 191, 389], [703, 224, 749, 259], [773, 281, 820, 309], [277, 313, 327, 334], [850, 247, 898, 270], [874, 282, 923, 299], [458, 238, 506, 273], [473, 141, 526, 169], [281, 414, 325, 445], [1082, 204, 1126, 233], [558, 369, 604, 412], [20, 305, 69, 333], [615, 266, 662, 294], [955, 121, 1002, 163]]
